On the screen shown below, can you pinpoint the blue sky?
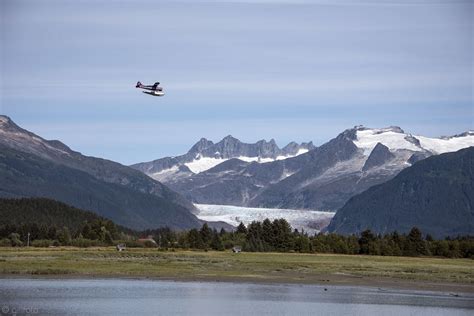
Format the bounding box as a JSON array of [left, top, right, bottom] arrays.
[[1, 0, 472, 164]]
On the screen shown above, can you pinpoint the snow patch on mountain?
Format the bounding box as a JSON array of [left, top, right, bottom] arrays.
[[132, 136, 314, 177], [151, 165, 183, 182], [185, 157, 227, 173], [354, 128, 421, 155], [153, 165, 179, 175], [195, 204, 334, 234], [416, 134, 474, 154], [354, 126, 474, 157], [184, 149, 310, 174], [238, 148, 308, 163], [297, 154, 366, 190]]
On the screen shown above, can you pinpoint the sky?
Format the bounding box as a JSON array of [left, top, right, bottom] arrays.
[[1, 0, 472, 165]]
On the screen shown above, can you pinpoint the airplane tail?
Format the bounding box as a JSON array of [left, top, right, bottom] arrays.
[[136, 81, 142, 88]]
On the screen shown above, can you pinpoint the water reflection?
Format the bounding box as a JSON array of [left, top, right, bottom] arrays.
[[0, 279, 472, 315]]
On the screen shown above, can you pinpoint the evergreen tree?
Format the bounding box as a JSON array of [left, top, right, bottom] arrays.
[[246, 221, 264, 251], [199, 223, 212, 247], [347, 235, 360, 254], [359, 230, 375, 254], [404, 227, 429, 256], [262, 219, 274, 250], [273, 219, 293, 252], [219, 228, 227, 236], [236, 222, 247, 234], [58, 226, 72, 245], [447, 240, 461, 258], [293, 234, 311, 253], [188, 228, 204, 249], [210, 230, 224, 251], [177, 232, 189, 248], [47, 226, 58, 240]]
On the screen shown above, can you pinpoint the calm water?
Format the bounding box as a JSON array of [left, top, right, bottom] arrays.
[[0, 278, 473, 315]]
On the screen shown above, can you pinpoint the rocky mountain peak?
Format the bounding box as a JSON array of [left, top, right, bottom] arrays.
[[404, 134, 421, 147], [188, 138, 214, 154], [362, 142, 395, 171], [0, 115, 73, 156], [441, 130, 474, 139], [350, 125, 405, 135], [337, 127, 359, 141], [0, 115, 23, 133], [0, 115, 12, 125], [282, 142, 299, 154], [185, 135, 316, 161], [221, 135, 239, 142], [384, 126, 405, 134], [281, 141, 314, 156]]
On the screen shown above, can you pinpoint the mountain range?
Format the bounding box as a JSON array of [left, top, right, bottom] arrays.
[[327, 147, 474, 238], [2, 114, 473, 236], [131, 136, 315, 180], [132, 126, 474, 212]]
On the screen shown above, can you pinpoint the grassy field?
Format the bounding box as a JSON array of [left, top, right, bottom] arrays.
[[0, 247, 473, 291]]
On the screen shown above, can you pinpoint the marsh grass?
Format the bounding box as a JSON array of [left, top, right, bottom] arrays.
[[0, 247, 472, 286]]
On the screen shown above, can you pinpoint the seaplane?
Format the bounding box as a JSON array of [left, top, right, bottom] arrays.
[[135, 81, 165, 97]]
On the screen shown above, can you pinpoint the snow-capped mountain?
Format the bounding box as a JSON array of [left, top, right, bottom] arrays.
[[131, 135, 315, 181], [249, 126, 474, 211], [133, 125, 474, 212], [352, 126, 474, 155], [327, 147, 474, 238]]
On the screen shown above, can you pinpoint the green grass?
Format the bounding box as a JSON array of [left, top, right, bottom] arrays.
[[0, 247, 473, 287]]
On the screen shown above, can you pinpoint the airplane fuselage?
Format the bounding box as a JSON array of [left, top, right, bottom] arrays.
[[140, 86, 163, 91]]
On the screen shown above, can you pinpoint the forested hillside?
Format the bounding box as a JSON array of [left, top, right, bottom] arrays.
[[0, 198, 123, 246]]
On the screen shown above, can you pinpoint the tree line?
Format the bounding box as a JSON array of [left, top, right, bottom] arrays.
[[0, 220, 126, 247], [0, 197, 472, 258], [141, 219, 474, 259], [0, 198, 129, 247]]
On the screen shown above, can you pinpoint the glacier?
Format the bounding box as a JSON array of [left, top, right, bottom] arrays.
[[353, 127, 474, 156], [195, 204, 334, 235]]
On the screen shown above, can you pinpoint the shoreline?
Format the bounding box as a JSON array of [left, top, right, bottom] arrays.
[[2, 272, 473, 295], [1, 248, 473, 295]]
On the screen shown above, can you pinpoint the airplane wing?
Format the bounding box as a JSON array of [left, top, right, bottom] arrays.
[[152, 82, 160, 90]]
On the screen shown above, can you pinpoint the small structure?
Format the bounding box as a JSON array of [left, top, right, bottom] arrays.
[[137, 235, 158, 247], [116, 243, 126, 252], [232, 246, 242, 253]]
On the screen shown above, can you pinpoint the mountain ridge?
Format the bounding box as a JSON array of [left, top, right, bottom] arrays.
[[326, 147, 474, 238], [131, 135, 315, 179], [131, 124, 474, 212], [0, 115, 202, 230]]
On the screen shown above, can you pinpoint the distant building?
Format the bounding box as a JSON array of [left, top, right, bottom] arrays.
[[232, 246, 242, 253], [116, 244, 126, 251], [137, 235, 157, 246]]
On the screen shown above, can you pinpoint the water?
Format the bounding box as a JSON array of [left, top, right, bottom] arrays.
[[0, 278, 473, 315]]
